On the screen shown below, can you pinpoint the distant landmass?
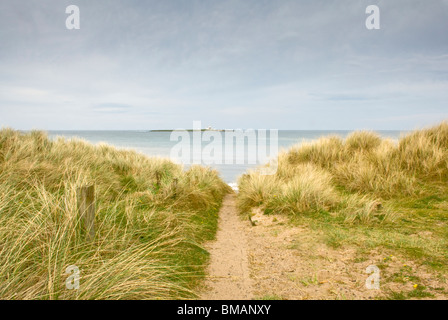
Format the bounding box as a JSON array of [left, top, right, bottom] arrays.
[[149, 129, 233, 132]]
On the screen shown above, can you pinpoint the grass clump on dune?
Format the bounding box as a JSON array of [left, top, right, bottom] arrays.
[[239, 121, 448, 220], [239, 164, 339, 216], [0, 129, 229, 300], [237, 121, 448, 281]]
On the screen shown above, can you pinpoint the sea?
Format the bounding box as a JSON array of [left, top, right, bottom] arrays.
[[48, 130, 406, 184]]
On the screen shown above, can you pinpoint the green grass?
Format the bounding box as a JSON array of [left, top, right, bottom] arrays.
[[0, 129, 230, 299], [288, 198, 448, 271], [387, 286, 435, 300], [387, 265, 420, 284]]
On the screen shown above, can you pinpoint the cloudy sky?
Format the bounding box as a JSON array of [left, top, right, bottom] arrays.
[[0, 0, 447, 130]]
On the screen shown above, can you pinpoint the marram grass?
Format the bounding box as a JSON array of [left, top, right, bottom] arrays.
[[0, 129, 230, 299], [238, 121, 448, 224]]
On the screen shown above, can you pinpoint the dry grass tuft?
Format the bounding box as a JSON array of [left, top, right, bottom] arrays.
[[238, 121, 448, 223]]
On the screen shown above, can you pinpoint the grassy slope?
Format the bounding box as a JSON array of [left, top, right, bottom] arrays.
[[237, 121, 448, 299], [0, 129, 230, 299]]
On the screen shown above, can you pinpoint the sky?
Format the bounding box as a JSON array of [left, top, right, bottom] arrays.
[[0, 0, 447, 130]]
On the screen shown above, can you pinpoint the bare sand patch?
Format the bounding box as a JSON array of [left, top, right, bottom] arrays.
[[244, 208, 448, 300]]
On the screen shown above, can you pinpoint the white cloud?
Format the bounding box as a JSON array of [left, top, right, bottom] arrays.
[[0, 0, 447, 130]]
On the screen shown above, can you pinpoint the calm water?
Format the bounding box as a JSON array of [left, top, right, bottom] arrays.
[[48, 130, 405, 183]]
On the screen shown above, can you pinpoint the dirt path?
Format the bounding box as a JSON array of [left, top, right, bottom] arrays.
[[200, 194, 253, 300]]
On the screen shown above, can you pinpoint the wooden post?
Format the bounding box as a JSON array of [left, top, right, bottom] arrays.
[[155, 171, 161, 187], [77, 185, 95, 240], [173, 178, 178, 198]]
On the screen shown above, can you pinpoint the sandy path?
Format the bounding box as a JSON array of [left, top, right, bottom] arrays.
[[200, 194, 253, 300]]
